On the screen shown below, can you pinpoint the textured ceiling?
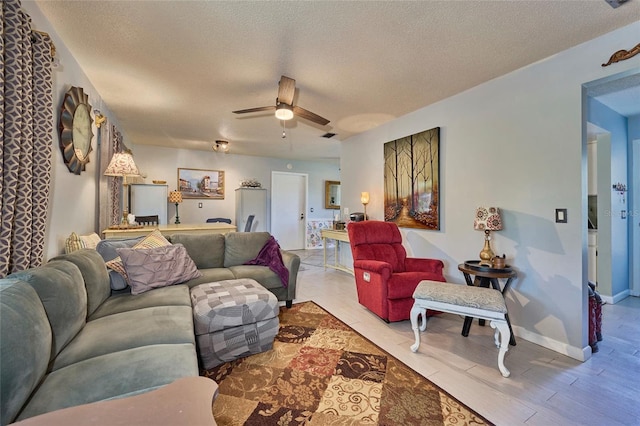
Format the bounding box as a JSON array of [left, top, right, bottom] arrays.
[[33, 0, 640, 161]]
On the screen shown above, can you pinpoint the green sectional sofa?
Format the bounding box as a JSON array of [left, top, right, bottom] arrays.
[[168, 232, 299, 307], [0, 249, 198, 425], [0, 231, 299, 424]]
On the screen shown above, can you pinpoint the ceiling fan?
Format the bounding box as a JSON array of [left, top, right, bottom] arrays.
[[232, 75, 330, 126]]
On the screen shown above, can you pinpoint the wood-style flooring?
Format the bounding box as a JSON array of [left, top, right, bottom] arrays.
[[291, 249, 640, 426]]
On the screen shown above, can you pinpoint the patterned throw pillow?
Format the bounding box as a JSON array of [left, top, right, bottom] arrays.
[[64, 232, 84, 254], [105, 230, 171, 283], [65, 232, 103, 254], [117, 243, 202, 295], [79, 233, 101, 250]]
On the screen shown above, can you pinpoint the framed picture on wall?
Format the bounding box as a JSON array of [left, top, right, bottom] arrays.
[[383, 127, 440, 230], [177, 168, 225, 199]]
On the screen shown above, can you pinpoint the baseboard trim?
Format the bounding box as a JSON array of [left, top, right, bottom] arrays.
[[512, 325, 591, 361], [600, 289, 630, 305]]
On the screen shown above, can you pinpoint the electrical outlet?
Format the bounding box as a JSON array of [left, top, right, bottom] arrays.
[[363, 272, 370, 282]]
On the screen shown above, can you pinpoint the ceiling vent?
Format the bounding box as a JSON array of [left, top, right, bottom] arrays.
[[604, 0, 628, 8], [321, 132, 336, 139]]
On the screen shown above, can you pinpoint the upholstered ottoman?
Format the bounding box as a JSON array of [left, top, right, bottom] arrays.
[[190, 278, 279, 369]]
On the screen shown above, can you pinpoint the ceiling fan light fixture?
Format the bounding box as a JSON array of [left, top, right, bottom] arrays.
[[214, 140, 229, 153], [275, 103, 294, 121]]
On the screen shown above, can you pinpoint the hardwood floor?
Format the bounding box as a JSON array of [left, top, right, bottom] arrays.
[[292, 249, 640, 426]]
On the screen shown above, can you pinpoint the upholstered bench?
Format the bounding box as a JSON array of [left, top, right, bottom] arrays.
[[410, 280, 511, 377], [190, 278, 279, 369]]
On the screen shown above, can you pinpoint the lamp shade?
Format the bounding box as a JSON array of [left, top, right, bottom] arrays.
[[474, 207, 502, 231], [169, 191, 183, 204], [360, 192, 370, 205], [104, 152, 140, 177]]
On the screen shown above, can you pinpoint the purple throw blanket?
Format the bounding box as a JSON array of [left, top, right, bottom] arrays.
[[244, 236, 289, 287]]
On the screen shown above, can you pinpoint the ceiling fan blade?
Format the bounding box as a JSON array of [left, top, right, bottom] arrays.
[[293, 105, 330, 126], [277, 76, 296, 106], [232, 106, 276, 114]]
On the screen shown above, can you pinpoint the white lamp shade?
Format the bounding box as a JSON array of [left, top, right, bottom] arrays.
[[275, 104, 294, 121], [360, 192, 370, 205], [474, 206, 502, 231], [104, 152, 140, 177]]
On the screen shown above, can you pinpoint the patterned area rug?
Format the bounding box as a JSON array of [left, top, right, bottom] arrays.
[[202, 301, 491, 425]]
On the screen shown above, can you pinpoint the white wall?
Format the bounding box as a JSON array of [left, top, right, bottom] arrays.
[[22, 1, 340, 261], [340, 22, 640, 361], [23, 1, 118, 260], [130, 145, 339, 227]]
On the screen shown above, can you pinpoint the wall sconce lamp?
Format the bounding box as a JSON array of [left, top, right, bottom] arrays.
[[213, 140, 229, 153], [93, 109, 106, 128], [361, 192, 370, 221], [168, 191, 183, 224], [474, 206, 503, 266], [275, 103, 294, 121], [104, 151, 141, 226]]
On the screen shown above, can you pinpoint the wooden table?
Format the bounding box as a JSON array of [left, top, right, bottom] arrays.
[[320, 229, 353, 275], [458, 262, 517, 346], [103, 223, 236, 239]]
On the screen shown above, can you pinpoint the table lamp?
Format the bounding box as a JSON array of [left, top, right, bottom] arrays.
[[361, 192, 370, 221], [474, 206, 502, 266], [169, 191, 183, 224], [104, 151, 140, 226]]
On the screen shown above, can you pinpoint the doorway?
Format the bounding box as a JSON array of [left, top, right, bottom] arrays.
[[632, 139, 640, 296], [583, 68, 639, 354], [271, 171, 308, 250]]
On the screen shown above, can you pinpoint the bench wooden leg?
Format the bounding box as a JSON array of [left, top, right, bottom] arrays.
[[490, 320, 511, 378], [410, 304, 426, 352]]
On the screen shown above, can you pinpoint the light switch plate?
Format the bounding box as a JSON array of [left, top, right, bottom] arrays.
[[555, 208, 567, 223]]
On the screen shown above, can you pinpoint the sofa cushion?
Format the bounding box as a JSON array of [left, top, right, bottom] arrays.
[[224, 232, 270, 267], [51, 249, 111, 318], [16, 344, 199, 421], [9, 261, 87, 360], [168, 233, 225, 269], [89, 285, 192, 321], [52, 306, 195, 371], [0, 279, 52, 426], [96, 236, 143, 290], [182, 267, 236, 288], [117, 244, 202, 295]]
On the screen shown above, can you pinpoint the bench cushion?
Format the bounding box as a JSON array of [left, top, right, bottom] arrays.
[[413, 280, 507, 314]]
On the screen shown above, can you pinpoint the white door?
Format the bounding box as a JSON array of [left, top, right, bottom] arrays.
[[632, 139, 640, 296], [271, 172, 307, 250]]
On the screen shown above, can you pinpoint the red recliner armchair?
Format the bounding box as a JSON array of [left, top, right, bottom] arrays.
[[347, 221, 445, 322]]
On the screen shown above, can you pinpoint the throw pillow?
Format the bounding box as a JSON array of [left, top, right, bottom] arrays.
[[79, 233, 101, 250], [64, 232, 84, 254], [116, 244, 202, 295], [105, 230, 171, 284]]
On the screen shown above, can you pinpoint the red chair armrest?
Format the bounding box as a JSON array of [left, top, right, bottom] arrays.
[[353, 259, 393, 278], [405, 258, 444, 275]]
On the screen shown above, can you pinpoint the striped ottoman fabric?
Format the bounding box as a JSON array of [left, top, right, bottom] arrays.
[[190, 278, 279, 369]]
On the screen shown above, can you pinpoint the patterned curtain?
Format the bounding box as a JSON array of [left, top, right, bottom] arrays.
[[0, 0, 53, 278], [98, 123, 123, 231]]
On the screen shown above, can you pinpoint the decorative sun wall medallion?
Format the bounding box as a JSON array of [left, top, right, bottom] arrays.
[[59, 86, 93, 174]]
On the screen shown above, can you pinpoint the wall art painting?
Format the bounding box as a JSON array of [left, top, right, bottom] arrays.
[[384, 127, 440, 230], [178, 168, 224, 199]]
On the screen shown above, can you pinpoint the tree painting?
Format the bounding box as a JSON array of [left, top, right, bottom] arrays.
[[384, 127, 440, 230]]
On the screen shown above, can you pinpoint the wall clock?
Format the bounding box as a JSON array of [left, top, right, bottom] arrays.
[[59, 86, 93, 175]]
